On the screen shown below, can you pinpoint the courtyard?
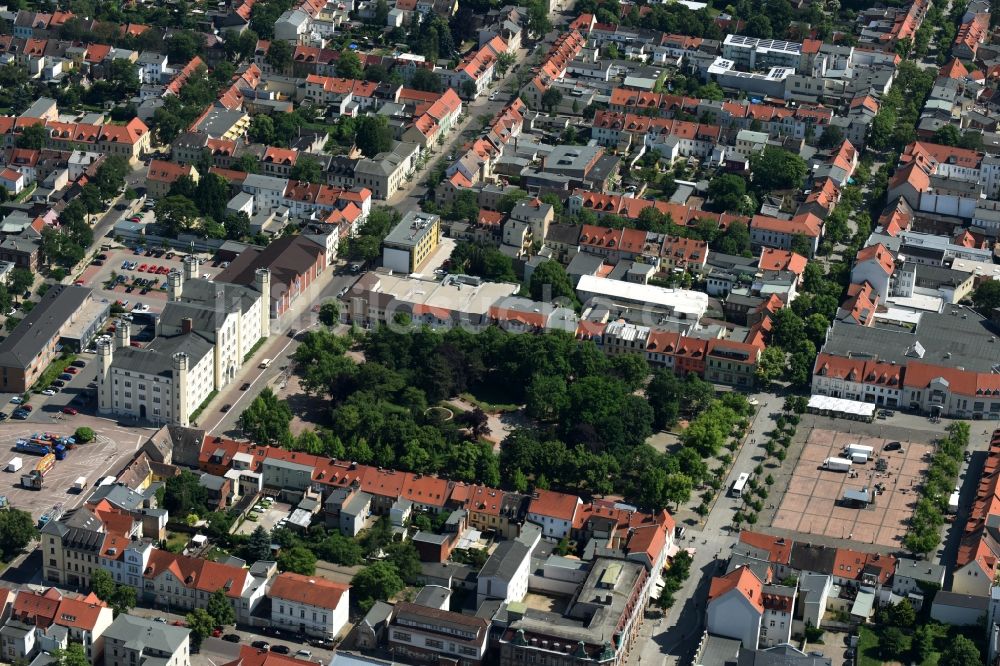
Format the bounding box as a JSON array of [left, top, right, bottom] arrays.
[[771, 428, 934, 548]]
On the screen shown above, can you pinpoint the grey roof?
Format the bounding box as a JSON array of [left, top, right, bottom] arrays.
[[821, 305, 1000, 372], [413, 531, 449, 545], [360, 601, 394, 629], [181, 278, 260, 312], [103, 614, 189, 654], [342, 490, 372, 515], [479, 540, 530, 581], [789, 543, 837, 576], [195, 109, 248, 138], [0, 285, 91, 370], [736, 644, 831, 665], [698, 634, 742, 666], [87, 483, 145, 511], [111, 332, 213, 377], [330, 653, 394, 666], [413, 584, 452, 609], [893, 556, 945, 584], [934, 590, 990, 611], [200, 473, 227, 492], [545, 222, 581, 246], [384, 211, 440, 249]]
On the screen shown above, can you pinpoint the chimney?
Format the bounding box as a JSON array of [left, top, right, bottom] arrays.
[[181, 317, 193, 334]]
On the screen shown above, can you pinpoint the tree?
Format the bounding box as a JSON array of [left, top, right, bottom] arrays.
[[186, 608, 215, 649], [886, 599, 915, 628], [337, 48, 364, 79], [373, 0, 389, 25], [10, 268, 32, 297], [663, 473, 693, 510], [756, 346, 786, 385], [939, 635, 981, 666], [355, 116, 393, 157], [166, 31, 202, 62], [933, 124, 961, 146], [529, 261, 578, 306], [496, 52, 516, 77], [410, 68, 443, 93], [319, 301, 340, 326], [278, 545, 317, 574], [973, 280, 1000, 312], [90, 568, 116, 601], [16, 123, 48, 150], [265, 39, 293, 71], [248, 114, 275, 145], [207, 587, 237, 626], [789, 233, 813, 257], [238, 388, 293, 446], [0, 508, 37, 559], [880, 626, 908, 659], [745, 14, 773, 38], [541, 87, 563, 111], [707, 174, 749, 213], [526, 0, 551, 36], [155, 196, 200, 236], [817, 125, 844, 150], [290, 155, 323, 183], [750, 147, 808, 192], [52, 643, 90, 666], [352, 561, 404, 611]]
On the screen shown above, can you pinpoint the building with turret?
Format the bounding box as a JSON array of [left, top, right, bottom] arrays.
[[160, 256, 270, 387], [97, 321, 214, 427], [97, 258, 271, 426]]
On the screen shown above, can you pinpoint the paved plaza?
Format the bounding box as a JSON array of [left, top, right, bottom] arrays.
[[772, 428, 933, 548]]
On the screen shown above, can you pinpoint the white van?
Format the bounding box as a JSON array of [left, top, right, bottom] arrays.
[[259, 358, 272, 369]]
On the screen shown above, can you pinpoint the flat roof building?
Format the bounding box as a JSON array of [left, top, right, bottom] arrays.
[[382, 211, 442, 274], [0, 284, 95, 393], [576, 274, 708, 322]]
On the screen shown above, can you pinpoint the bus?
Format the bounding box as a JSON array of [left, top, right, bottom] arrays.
[[731, 472, 750, 498]]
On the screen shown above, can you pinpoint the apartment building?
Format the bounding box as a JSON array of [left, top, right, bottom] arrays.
[[269, 573, 349, 639]]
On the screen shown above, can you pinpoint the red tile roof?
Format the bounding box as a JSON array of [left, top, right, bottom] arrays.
[[528, 489, 580, 521], [708, 566, 763, 612], [268, 572, 348, 610]]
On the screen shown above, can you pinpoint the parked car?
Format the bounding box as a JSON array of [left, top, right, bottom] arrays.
[[270, 646, 290, 655], [221, 404, 232, 412], [251, 641, 270, 650], [58, 373, 73, 381], [884, 441, 902, 451], [154, 617, 167, 623], [62, 407, 78, 415], [295, 650, 312, 659], [21, 404, 32, 412], [10, 396, 22, 404], [223, 634, 241, 643], [11, 410, 27, 420], [71, 360, 86, 368], [0, 412, 8, 421], [64, 367, 78, 374], [41, 389, 56, 396], [241, 382, 251, 390], [53, 380, 65, 387]]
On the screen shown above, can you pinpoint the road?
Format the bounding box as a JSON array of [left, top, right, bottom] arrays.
[[385, 46, 534, 216], [627, 390, 785, 666]]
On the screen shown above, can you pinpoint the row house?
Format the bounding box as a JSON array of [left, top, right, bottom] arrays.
[[197, 435, 673, 549], [141, 550, 272, 624], [567, 189, 747, 232], [1, 588, 112, 665], [444, 37, 506, 100], [952, 429, 1000, 597], [519, 29, 586, 108], [591, 320, 762, 388], [749, 213, 823, 257], [403, 88, 463, 147]]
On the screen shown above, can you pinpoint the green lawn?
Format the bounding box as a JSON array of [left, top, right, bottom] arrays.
[[857, 626, 880, 666], [164, 532, 188, 553], [32, 354, 76, 393], [460, 389, 519, 413]]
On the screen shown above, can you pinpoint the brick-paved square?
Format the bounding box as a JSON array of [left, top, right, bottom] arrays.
[[772, 428, 934, 548]]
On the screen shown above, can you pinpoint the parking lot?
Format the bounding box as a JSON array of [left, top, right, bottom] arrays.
[[77, 243, 225, 317], [771, 427, 934, 548], [235, 500, 292, 535], [0, 425, 144, 521]]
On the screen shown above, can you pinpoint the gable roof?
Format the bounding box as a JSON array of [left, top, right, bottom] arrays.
[[268, 572, 348, 609], [708, 565, 763, 612]]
